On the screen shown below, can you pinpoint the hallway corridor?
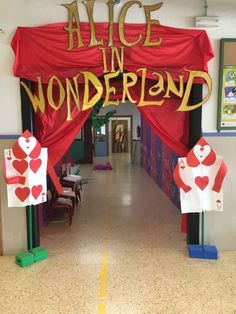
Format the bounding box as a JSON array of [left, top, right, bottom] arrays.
[[0, 154, 235, 313]]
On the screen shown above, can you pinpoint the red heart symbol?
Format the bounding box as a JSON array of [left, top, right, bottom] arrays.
[[32, 185, 42, 200], [7, 157, 12, 160], [195, 176, 209, 190], [13, 160, 28, 175], [15, 187, 30, 202], [29, 159, 42, 173]]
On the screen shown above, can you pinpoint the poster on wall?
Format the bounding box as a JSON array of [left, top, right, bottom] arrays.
[[218, 67, 236, 129]]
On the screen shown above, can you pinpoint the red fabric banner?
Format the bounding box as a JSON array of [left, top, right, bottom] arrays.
[[11, 22, 213, 83], [11, 22, 214, 166]]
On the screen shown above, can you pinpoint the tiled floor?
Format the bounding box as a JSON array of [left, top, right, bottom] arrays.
[[0, 154, 235, 314]]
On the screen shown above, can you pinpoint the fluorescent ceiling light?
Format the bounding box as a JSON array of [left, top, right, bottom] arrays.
[[195, 16, 220, 28]]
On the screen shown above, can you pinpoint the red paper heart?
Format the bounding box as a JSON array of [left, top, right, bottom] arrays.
[[29, 159, 42, 173], [12, 160, 28, 175], [195, 176, 209, 190], [15, 187, 30, 202], [32, 185, 42, 200]]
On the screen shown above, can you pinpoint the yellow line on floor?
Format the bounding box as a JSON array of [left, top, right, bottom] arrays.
[[98, 208, 109, 314]]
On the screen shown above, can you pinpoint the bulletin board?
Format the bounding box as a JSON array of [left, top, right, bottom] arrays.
[[218, 39, 236, 130]]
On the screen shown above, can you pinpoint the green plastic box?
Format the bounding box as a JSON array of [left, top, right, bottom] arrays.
[[15, 251, 35, 268], [30, 246, 48, 262]]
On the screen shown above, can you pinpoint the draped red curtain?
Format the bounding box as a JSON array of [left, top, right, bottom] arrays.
[[11, 22, 214, 165]]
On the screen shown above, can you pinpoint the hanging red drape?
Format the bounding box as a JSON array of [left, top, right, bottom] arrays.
[[11, 22, 213, 83], [11, 22, 214, 165]]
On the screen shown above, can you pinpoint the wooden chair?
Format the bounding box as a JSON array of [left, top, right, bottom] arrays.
[[60, 163, 83, 202], [47, 190, 74, 225]]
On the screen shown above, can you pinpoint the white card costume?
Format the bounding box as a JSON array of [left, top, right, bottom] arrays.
[[173, 138, 227, 214], [4, 130, 48, 207]]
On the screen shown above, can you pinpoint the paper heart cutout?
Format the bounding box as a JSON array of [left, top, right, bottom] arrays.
[[195, 176, 209, 190], [32, 185, 43, 200], [12, 160, 28, 175], [193, 145, 211, 163], [18, 136, 37, 155], [15, 187, 30, 202], [29, 159, 42, 173]]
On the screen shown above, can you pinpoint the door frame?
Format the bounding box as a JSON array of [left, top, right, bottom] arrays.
[[20, 80, 202, 246], [109, 115, 133, 158]]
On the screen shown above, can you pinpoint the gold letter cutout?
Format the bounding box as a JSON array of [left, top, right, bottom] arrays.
[[177, 70, 212, 111], [164, 71, 184, 98], [122, 72, 138, 103], [83, 0, 104, 47], [148, 72, 164, 96], [111, 47, 125, 73], [143, 3, 163, 46], [66, 75, 80, 121], [103, 70, 120, 107], [82, 71, 103, 111], [107, 0, 115, 47], [137, 68, 164, 107], [20, 77, 45, 113], [62, 1, 84, 50], [47, 76, 66, 111], [100, 48, 109, 74], [119, 1, 142, 47]]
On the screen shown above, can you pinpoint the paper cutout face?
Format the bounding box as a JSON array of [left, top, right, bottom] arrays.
[[18, 136, 37, 155], [187, 138, 216, 167], [216, 199, 222, 210], [12, 130, 41, 159], [179, 159, 186, 169], [193, 144, 211, 162]]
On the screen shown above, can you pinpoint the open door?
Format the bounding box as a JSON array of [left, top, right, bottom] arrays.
[[112, 120, 128, 153], [94, 124, 108, 157]]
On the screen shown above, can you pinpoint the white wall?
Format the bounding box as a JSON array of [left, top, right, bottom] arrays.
[[204, 136, 236, 250], [1, 0, 236, 250], [0, 140, 27, 255]]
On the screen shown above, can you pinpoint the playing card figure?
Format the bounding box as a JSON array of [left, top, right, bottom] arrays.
[[173, 138, 227, 213], [4, 130, 48, 207]]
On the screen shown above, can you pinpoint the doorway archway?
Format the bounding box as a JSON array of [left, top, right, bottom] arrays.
[[13, 22, 213, 248]]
